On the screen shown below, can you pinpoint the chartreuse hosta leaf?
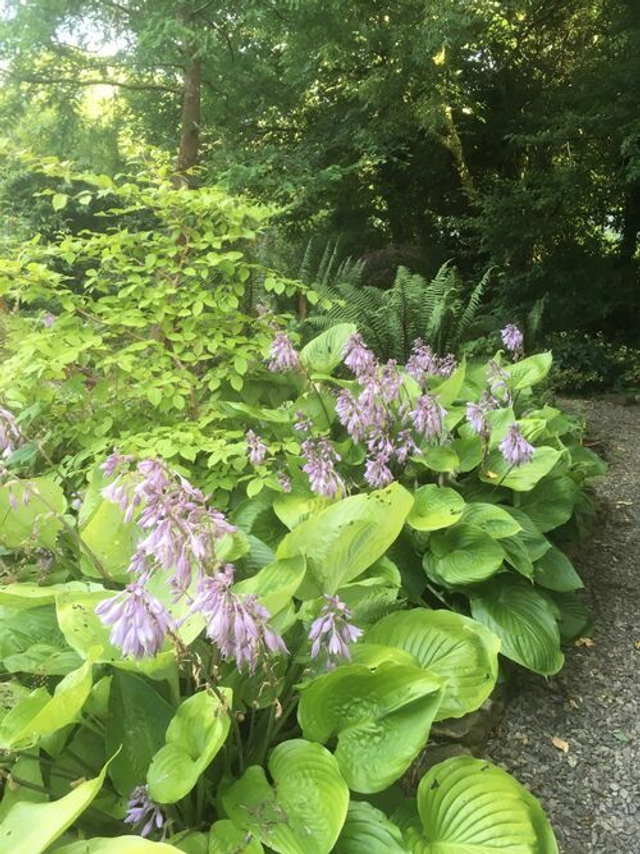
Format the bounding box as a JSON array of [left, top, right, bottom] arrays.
[[277, 483, 414, 599], [233, 554, 306, 615], [507, 351, 553, 390], [298, 662, 445, 793], [334, 801, 409, 853], [55, 839, 183, 853], [480, 446, 561, 492], [407, 485, 465, 532], [366, 610, 501, 721], [0, 756, 113, 854], [300, 321, 357, 374], [0, 476, 66, 549], [147, 689, 232, 803], [471, 576, 564, 676], [272, 492, 332, 531], [80, 497, 138, 582], [209, 820, 264, 853], [0, 661, 92, 749], [222, 739, 349, 854], [425, 524, 505, 586], [398, 756, 558, 853], [56, 590, 177, 682]]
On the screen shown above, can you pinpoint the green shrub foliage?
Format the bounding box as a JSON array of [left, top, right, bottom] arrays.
[[0, 299, 604, 850]]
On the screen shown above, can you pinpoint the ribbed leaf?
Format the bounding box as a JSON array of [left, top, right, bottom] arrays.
[[518, 476, 577, 532], [461, 503, 522, 538], [470, 576, 564, 675], [300, 323, 357, 374], [426, 524, 505, 586], [334, 802, 408, 853], [407, 485, 465, 532], [407, 756, 558, 852], [365, 609, 500, 720], [298, 663, 445, 792], [277, 483, 413, 599], [222, 739, 349, 854], [534, 546, 583, 592], [480, 447, 561, 492]]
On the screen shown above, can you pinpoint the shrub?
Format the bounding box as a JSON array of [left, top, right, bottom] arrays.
[[549, 331, 640, 393], [0, 320, 603, 852]]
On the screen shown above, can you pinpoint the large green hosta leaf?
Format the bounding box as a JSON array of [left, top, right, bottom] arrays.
[[208, 820, 264, 853], [0, 661, 92, 749], [399, 756, 558, 853], [53, 838, 183, 853], [80, 498, 138, 582], [470, 576, 564, 675], [407, 485, 465, 532], [334, 802, 408, 853], [533, 546, 583, 592], [277, 483, 413, 599], [365, 610, 500, 720], [518, 475, 577, 532], [507, 351, 553, 390], [480, 447, 561, 492], [233, 554, 306, 615], [222, 739, 349, 854], [106, 671, 174, 797], [0, 758, 111, 854], [0, 477, 66, 549], [301, 323, 357, 374], [460, 503, 522, 538], [426, 524, 505, 586], [298, 662, 445, 792], [147, 689, 231, 803]]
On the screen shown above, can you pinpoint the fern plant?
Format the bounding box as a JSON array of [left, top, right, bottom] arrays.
[[306, 261, 493, 362]]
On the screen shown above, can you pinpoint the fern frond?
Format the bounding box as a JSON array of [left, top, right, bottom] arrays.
[[455, 266, 494, 345]]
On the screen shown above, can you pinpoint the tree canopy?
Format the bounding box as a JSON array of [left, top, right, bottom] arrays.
[[1, 0, 639, 336]]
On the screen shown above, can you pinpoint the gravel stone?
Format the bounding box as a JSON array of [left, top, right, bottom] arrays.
[[484, 398, 640, 854]]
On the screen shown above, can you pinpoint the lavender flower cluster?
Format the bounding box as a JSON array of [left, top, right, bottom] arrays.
[[0, 407, 24, 461], [334, 334, 453, 489], [97, 455, 288, 672]]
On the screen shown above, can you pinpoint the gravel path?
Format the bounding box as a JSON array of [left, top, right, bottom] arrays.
[[485, 398, 640, 853]]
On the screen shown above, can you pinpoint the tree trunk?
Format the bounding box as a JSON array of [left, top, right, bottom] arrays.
[[177, 48, 201, 177]]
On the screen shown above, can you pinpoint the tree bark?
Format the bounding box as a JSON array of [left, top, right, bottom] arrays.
[[177, 48, 202, 176]]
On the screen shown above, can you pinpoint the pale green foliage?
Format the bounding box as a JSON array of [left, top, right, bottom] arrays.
[[0, 152, 305, 490]]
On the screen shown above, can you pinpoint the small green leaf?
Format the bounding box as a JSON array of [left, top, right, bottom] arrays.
[[407, 485, 465, 532], [52, 193, 68, 211], [147, 689, 231, 804], [300, 323, 357, 374], [208, 821, 264, 853]]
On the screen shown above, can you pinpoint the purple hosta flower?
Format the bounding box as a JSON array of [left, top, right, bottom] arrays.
[[309, 595, 362, 666], [406, 340, 457, 383], [102, 456, 235, 594], [277, 471, 292, 492], [191, 565, 287, 673], [395, 429, 420, 465], [101, 450, 135, 479], [301, 437, 346, 499], [488, 360, 511, 404], [466, 392, 498, 440], [437, 353, 457, 377], [42, 312, 56, 328], [406, 339, 438, 381], [246, 430, 268, 466], [95, 584, 175, 659], [364, 451, 394, 488], [269, 332, 300, 373], [335, 390, 366, 442], [294, 410, 313, 432], [410, 393, 447, 443], [0, 407, 24, 459], [125, 785, 167, 839], [499, 424, 534, 467], [379, 359, 402, 403], [343, 332, 377, 381], [501, 324, 524, 359]]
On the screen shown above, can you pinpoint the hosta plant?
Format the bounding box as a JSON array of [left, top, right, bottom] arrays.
[[0, 409, 563, 852]]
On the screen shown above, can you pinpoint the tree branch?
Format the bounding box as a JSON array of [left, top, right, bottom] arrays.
[[9, 74, 181, 95]]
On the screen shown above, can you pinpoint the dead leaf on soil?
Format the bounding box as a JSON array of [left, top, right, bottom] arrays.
[[552, 737, 570, 753], [575, 637, 595, 648]]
